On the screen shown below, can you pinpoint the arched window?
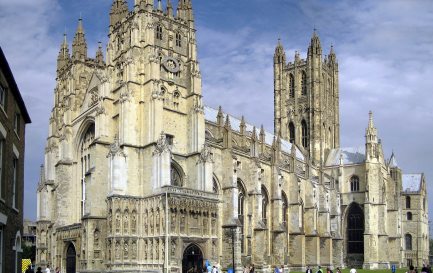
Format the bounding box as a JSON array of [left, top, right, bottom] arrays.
[[350, 176, 360, 192], [80, 123, 95, 217], [282, 191, 288, 224], [171, 163, 182, 187], [212, 177, 219, 194], [289, 122, 295, 143], [237, 179, 246, 253], [347, 203, 364, 254], [301, 120, 308, 148], [405, 234, 412, 250], [407, 212, 412, 221], [156, 25, 163, 40], [301, 71, 307, 95], [406, 196, 411, 209], [175, 32, 182, 47], [289, 74, 295, 98], [261, 185, 269, 225]]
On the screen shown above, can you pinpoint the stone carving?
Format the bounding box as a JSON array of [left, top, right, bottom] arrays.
[[115, 241, 120, 260], [123, 211, 129, 234], [88, 87, 99, 107], [198, 144, 213, 164], [131, 211, 137, 234], [123, 240, 129, 259], [171, 239, 176, 258], [153, 132, 171, 155], [115, 211, 121, 233], [107, 135, 126, 158], [131, 241, 137, 260]]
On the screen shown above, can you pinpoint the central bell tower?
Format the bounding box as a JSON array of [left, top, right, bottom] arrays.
[[274, 32, 340, 164]]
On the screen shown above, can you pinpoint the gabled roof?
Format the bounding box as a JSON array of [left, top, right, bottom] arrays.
[[402, 174, 422, 193], [0, 47, 31, 123], [325, 147, 365, 166], [204, 106, 305, 161]]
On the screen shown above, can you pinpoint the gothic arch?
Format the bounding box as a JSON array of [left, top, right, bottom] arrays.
[[212, 174, 221, 194], [301, 70, 307, 95], [182, 243, 204, 273], [171, 160, 184, 187], [65, 242, 77, 273], [282, 190, 288, 224], [289, 73, 295, 98], [345, 203, 364, 256], [74, 118, 95, 153], [288, 122, 295, 143]]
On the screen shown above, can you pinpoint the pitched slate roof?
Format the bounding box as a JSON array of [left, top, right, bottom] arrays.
[[402, 174, 422, 193], [204, 106, 305, 161], [325, 147, 366, 166]]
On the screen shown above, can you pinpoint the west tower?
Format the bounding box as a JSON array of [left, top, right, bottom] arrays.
[[274, 32, 340, 164]]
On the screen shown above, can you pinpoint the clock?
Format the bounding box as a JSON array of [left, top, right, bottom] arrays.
[[161, 56, 180, 73]]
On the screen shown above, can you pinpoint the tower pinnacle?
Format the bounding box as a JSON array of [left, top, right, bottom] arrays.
[[308, 29, 322, 56], [57, 33, 70, 73], [110, 0, 128, 27], [72, 18, 87, 61]]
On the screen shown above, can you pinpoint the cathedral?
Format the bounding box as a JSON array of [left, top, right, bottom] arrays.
[[36, 1, 429, 273]]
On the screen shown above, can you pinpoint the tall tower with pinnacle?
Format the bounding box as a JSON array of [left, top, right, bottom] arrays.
[[274, 31, 340, 164]]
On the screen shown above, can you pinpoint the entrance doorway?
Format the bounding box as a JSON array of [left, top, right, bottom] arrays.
[[182, 244, 203, 273], [66, 243, 76, 273]]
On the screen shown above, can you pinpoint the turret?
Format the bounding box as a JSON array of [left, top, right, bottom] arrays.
[[365, 111, 380, 162], [274, 39, 286, 136], [308, 30, 322, 56], [110, 0, 128, 27], [274, 39, 286, 64], [166, 0, 173, 17], [57, 34, 70, 74], [328, 45, 337, 66], [72, 18, 87, 61], [95, 42, 105, 66]]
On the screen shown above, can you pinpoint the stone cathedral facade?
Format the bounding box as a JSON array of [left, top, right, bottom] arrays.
[[36, 1, 429, 273]]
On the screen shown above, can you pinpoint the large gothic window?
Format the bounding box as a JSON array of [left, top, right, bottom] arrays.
[[301, 71, 307, 96], [261, 185, 269, 226], [405, 234, 412, 250], [80, 123, 95, 217], [289, 74, 295, 98], [347, 203, 364, 254], [156, 25, 163, 40], [406, 196, 411, 208], [289, 122, 295, 144], [350, 176, 360, 192], [301, 120, 308, 148], [237, 179, 246, 253]]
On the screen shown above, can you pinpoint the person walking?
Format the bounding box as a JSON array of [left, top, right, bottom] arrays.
[[317, 266, 323, 273], [350, 268, 356, 273], [45, 265, 51, 273], [306, 266, 313, 273], [36, 268, 43, 273]]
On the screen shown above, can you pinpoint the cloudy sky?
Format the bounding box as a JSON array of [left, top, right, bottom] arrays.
[[1, 0, 433, 224]]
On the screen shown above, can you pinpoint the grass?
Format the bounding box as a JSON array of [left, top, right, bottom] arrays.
[[291, 270, 409, 273]]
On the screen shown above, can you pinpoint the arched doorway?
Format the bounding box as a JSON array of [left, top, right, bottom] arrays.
[[66, 243, 76, 273], [182, 244, 203, 273], [346, 203, 364, 266]]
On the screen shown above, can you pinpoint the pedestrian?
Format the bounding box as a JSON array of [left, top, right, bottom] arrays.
[[56, 267, 61, 273], [36, 268, 43, 273], [306, 266, 313, 273], [427, 265, 432, 273], [317, 266, 323, 273], [274, 265, 280, 273], [46, 265, 51, 273], [336, 268, 341, 273], [327, 267, 333, 273], [213, 266, 218, 273], [243, 265, 250, 273], [250, 264, 255, 273], [408, 265, 416, 273], [349, 268, 356, 273], [280, 265, 284, 273]]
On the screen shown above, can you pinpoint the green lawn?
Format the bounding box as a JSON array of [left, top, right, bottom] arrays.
[[291, 270, 409, 273]]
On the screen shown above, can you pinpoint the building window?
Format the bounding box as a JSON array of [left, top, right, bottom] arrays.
[[237, 179, 246, 253], [347, 203, 364, 254], [261, 185, 269, 226], [407, 212, 412, 221], [350, 176, 360, 192], [405, 233, 412, 250], [0, 138, 3, 200], [282, 191, 288, 224], [170, 163, 182, 187], [289, 74, 295, 98], [288, 122, 295, 143], [212, 178, 219, 194], [301, 120, 308, 148], [12, 157, 18, 209], [301, 71, 307, 96], [156, 25, 163, 40], [0, 85, 5, 109], [80, 124, 95, 217], [406, 196, 411, 209], [14, 113, 20, 135], [175, 33, 182, 47]]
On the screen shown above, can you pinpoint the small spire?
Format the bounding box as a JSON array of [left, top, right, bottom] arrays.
[[96, 42, 104, 65], [110, 0, 129, 27], [72, 17, 87, 61], [252, 126, 257, 141], [57, 33, 70, 73], [166, 0, 173, 17], [259, 125, 265, 142], [368, 111, 374, 128], [224, 115, 231, 129], [216, 106, 224, 126], [308, 28, 322, 56], [157, 0, 162, 11], [240, 116, 246, 135]]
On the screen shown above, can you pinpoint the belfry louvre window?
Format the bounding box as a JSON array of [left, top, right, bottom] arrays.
[[175, 33, 182, 47], [156, 25, 163, 40], [301, 71, 307, 95], [350, 176, 360, 192], [289, 74, 295, 98]]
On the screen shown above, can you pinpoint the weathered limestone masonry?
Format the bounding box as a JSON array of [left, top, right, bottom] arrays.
[[36, 1, 429, 273]]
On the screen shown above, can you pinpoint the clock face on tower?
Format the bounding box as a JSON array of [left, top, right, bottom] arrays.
[[161, 56, 180, 73]]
